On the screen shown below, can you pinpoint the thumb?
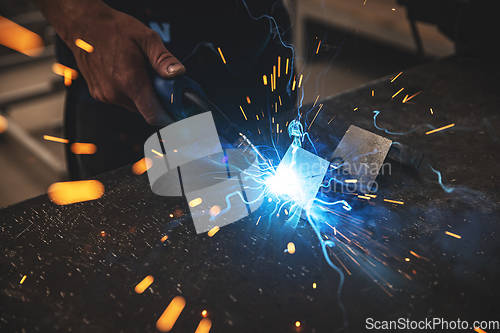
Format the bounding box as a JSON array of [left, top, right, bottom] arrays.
[[139, 30, 186, 78]]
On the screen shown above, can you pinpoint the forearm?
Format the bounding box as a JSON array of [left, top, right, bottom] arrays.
[[32, 0, 111, 45], [31, 0, 184, 126]]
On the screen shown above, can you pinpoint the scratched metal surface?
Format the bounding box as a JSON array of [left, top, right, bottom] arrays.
[[1, 57, 500, 332]]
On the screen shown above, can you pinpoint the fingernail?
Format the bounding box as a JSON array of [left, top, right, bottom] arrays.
[[167, 63, 183, 74]]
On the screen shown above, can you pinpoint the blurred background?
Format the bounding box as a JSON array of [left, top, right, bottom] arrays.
[[0, 0, 455, 208]]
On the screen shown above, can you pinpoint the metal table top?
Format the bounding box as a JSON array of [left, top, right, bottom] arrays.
[[1, 57, 499, 332]]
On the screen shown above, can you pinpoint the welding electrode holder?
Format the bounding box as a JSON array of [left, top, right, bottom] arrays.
[[154, 75, 264, 161], [387, 143, 424, 170], [154, 75, 243, 143]]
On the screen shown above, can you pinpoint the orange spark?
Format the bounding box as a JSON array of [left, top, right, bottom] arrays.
[[358, 195, 371, 200], [391, 87, 404, 99], [430, 108, 434, 114], [43, 135, 69, 144], [171, 94, 174, 103], [353, 107, 358, 111], [48, 180, 104, 205], [287, 242, 296, 254], [384, 199, 404, 205], [474, 327, 487, 333], [404, 90, 421, 103], [208, 226, 220, 237], [0, 115, 8, 133], [156, 296, 186, 332], [209, 205, 221, 217], [52, 63, 78, 79], [71, 143, 97, 154], [195, 318, 212, 333], [292, 75, 296, 91], [246, 96, 251, 104], [402, 94, 409, 103], [372, 90, 374, 97], [345, 179, 357, 183], [316, 40, 322, 54], [327, 115, 336, 124], [239, 106, 248, 120], [151, 149, 163, 157], [161, 235, 168, 242], [189, 198, 202, 207], [295, 321, 301, 328], [135, 275, 154, 294], [425, 123, 455, 135], [410, 251, 430, 261], [286, 58, 289, 75], [278, 56, 281, 77], [312, 95, 320, 108], [307, 104, 323, 130], [0, 15, 44, 56], [132, 157, 153, 175], [312, 282, 317, 289], [263, 75, 268, 86], [75, 39, 93, 53], [445, 231, 461, 239], [405, 258, 410, 262], [64, 68, 72, 86], [328, 247, 352, 275], [273, 65, 276, 90], [217, 47, 226, 64], [390, 71, 402, 82], [279, 95, 282, 105], [20, 275, 27, 284], [298, 74, 304, 88], [201, 310, 208, 317]]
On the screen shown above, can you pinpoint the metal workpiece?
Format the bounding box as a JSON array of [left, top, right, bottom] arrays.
[[329, 125, 424, 192], [330, 125, 393, 192]]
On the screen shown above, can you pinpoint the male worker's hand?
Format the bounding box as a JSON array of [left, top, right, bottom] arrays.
[[35, 0, 185, 126]]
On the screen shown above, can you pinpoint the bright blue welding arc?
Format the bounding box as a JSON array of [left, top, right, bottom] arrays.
[[313, 198, 352, 211], [240, 0, 295, 96], [288, 119, 304, 147], [373, 110, 435, 135], [209, 186, 267, 222], [430, 166, 454, 193], [306, 210, 349, 331]]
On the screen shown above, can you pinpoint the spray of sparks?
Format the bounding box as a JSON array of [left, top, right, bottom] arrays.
[[1, 1, 463, 330]]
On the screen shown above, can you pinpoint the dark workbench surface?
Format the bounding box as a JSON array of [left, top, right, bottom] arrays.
[[1, 58, 499, 332]]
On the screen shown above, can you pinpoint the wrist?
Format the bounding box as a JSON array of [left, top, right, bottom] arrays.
[[36, 0, 113, 46]]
